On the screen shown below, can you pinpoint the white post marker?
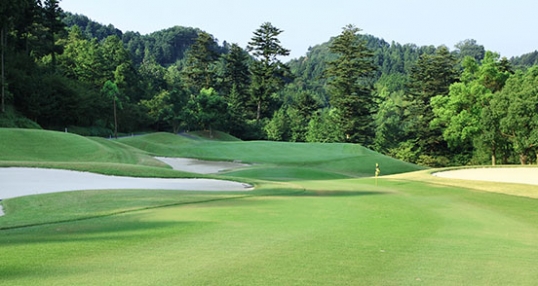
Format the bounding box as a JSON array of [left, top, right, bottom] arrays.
[[375, 163, 380, 186]]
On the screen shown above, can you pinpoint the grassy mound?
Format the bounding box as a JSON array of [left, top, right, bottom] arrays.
[[0, 128, 166, 168], [119, 132, 424, 178]]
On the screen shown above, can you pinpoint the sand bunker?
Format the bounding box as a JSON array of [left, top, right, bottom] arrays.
[[433, 167, 538, 186], [155, 157, 249, 174], [0, 158, 253, 216], [0, 167, 252, 201]]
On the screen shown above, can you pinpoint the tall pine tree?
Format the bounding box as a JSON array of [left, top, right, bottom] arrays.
[[324, 25, 377, 144], [42, 0, 65, 69], [405, 46, 459, 160], [181, 31, 220, 93], [247, 22, 290, 121]]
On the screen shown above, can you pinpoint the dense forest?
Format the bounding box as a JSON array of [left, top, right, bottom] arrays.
[[2, 0, 538, 166]]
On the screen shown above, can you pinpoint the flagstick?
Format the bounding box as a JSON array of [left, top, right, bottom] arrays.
[[375, 163, 380, 186]]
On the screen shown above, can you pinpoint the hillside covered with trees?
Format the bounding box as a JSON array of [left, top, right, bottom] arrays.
[[2, 0, 538, 166]]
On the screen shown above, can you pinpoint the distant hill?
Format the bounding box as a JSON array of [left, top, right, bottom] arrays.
[[63, 11, 537, 72], [63, 12, 223, 67], [510, 50, 538, 68]]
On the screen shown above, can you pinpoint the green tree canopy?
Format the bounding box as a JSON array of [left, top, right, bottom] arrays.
[[190, 88, 228, 138], [431, 52, 513, 165], [494, 67, 538, 164]]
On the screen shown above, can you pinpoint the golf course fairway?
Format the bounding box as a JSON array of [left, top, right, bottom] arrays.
[[0, 129, 537, 285]]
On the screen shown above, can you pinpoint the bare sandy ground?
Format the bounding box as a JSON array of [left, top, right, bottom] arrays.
[[155, 157, 249, 174], [433, 167, 538, 186]]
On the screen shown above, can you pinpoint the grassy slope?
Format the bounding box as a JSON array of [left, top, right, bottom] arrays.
[[1, 129, 537, 285], [0, 128, 164, 166], [0, 128, 209, 178], [119, 132, 424, 179]]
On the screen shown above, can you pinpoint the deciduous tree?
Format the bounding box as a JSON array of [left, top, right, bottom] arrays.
[[431, 52, 512, 165], [494, 67, 538, 164], [190, 88, 227, 138]]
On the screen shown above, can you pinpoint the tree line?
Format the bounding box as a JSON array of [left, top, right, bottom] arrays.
[[2, 1, 537, 166]]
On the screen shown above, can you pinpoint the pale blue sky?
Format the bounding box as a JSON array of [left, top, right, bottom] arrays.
[[61, 0, 538, 60]]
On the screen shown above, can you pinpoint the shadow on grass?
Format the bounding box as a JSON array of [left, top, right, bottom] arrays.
[[0, 192, 249, 231], [278, 190, 390, 197], [0, 213, 211, 246], [0, 214, 214, 282]]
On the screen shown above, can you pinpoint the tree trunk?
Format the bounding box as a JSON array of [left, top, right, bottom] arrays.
[[113, 100, 118, 139], [1, 27, 5, 113], [519, 154, 527, 165], [256, 99, 261, 121], [491, 145, 496, 166], [50, 32, 56, 71]]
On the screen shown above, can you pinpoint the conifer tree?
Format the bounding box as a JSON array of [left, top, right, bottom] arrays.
[[405, 46, 459, 158], [181, 32, 220, 93], [324, 25, 377, 144], [247, 22, 290, 121], [42, 0, 65, 69]]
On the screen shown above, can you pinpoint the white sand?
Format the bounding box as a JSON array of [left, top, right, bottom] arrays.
[[0, 167, 252, 201], [155, 157, 249, 174], [0, 159, 253, 216], [433, 167, 538, 186]]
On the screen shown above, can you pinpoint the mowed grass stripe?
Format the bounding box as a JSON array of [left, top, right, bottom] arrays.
[[1, 179, 537, 285]]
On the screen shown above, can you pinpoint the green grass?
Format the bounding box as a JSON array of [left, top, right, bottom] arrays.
[[0, 189, 251, 230], [1, 128, 537, 285], [1, 179, 537, 285], [189, 130, 242, 141], [223, 166, 352, 181], [0, 128, 164, 167], [119, 132, 424, 177]]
